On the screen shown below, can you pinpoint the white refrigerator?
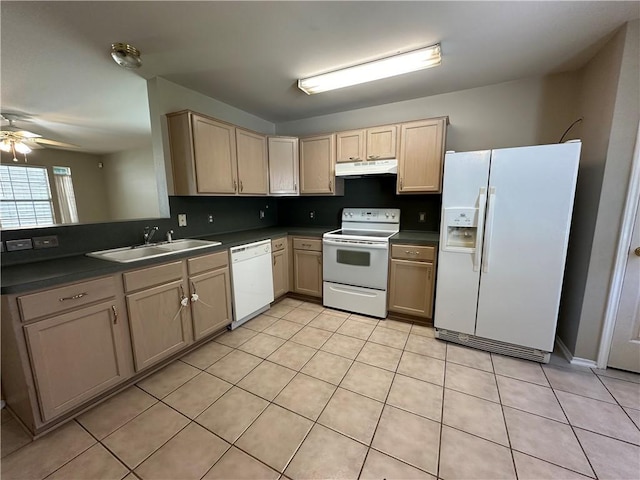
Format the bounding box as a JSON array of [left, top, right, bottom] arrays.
[[434, 142, 581, 362]]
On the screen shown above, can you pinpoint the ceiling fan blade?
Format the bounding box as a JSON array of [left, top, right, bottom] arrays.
[[32, 137, 80, 149], [13, 130, 41, 138]]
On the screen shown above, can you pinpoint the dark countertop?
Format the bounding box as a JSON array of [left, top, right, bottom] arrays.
[[1, 226, 438, 294]]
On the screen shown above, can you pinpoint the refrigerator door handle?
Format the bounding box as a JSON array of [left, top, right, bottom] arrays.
[[482, 186, 497, 273], [474, 187, 488, 272]]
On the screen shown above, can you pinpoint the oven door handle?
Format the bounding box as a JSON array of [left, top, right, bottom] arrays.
[[322, 239, 389, 250], [326, 284, 381, 298]]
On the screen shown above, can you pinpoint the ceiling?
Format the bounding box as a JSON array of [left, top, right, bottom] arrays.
[[1, 1, 638, 154]]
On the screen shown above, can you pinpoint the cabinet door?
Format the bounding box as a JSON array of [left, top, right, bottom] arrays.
[[397, 118, 446, 193], [388, 259, 434, 318], [272, 249, 289, 299], [24, 300, 132, 421], [192, 115, 237, 194], [268, 137, 299, 195], [336, 130, 365, 162], [236, 128, 269, 195], [127, 280, 192, 371], [293, 250, 323, 297], [300, 134, 336, 194], [190, 268, 232, 340], [366, 125, 397, 160]]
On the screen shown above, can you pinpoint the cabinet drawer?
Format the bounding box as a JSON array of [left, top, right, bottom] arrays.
[[271, 237, 287, 252], [188, 251, 228, 276], [391, 244, 436, 262], [123, 261, 183, 293], [293, 238, 322, 252], [18, 276, 116, 323]]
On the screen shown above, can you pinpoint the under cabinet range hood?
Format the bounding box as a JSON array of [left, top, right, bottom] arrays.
[[335, 159, 398, 177]]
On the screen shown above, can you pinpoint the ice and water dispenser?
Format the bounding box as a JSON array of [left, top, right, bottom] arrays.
[[442, 207, 478, 251]]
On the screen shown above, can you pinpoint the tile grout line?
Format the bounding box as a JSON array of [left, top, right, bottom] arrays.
[[592, 366, 640, 431], [435, 342, 447, 480], [540, 364, 599, 479], [491, 352, 520, 480]]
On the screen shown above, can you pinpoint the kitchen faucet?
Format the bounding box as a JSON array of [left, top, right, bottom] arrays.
[[143, 226, 159, 244]]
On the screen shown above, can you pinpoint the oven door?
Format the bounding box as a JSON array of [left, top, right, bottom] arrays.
[[322, 238, 389, 290]]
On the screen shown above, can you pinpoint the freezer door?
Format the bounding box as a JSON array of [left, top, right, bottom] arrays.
[[434, 150, 490, 334], [475, 142, 581, 351]]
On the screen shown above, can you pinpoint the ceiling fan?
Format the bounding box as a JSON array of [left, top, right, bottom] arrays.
[[0, 113, 77, 162]]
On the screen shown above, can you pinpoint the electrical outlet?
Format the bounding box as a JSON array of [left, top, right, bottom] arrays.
[[33, 235, 59, 249], [419, 212, 426, 223], [208, 214, 214, 223], [259, 210, 265, 219], [309, 211, 315, 219], [178, 213, 187, 227]]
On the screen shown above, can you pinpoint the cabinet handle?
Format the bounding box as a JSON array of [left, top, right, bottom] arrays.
[[405, 250, 419, 255], [191, 282, 197, 294], [399, 177, 403, 190], [317, 256, 321, 264], [302, 243, 311, 247], [59, 292, 88, 302], [273, 256, 276, 266], [294, 183, 297, 192], [240, 180, 244, 192], [111, 305, 118, 324], [329, 179, 332, 191], [368, 155, 380, 159], [233, 179, 238, 191], [428, 267, 432, 281]]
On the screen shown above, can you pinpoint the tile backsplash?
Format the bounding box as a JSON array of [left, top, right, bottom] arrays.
[[1, 177, 440, 266]]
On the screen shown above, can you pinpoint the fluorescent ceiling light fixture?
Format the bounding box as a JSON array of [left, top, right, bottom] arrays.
[[298, 44, 441, 95]]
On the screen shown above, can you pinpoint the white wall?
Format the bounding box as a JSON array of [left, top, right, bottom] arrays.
[[101, 145, 161, 220], [276, 73, 580, 152], [147, 77, 276, 196], [561, 20, 640, 361]]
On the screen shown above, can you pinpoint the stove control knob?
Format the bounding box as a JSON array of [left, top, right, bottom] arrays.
[[349, 212, 353, 217], [385, 213, 389, 218], [391, 213, 396, 218]]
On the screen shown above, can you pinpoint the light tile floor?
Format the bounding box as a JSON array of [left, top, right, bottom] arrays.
[[2, 298, 639, 479]]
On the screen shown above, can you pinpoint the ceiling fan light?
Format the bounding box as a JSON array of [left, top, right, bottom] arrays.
[[14, 141, 31, 154], [298, 44, 442, 95], [111, 43, 142, 69]]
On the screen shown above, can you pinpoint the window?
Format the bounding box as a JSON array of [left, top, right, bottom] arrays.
[[52, 166, 79, 224], [0, 165, 55, 228]]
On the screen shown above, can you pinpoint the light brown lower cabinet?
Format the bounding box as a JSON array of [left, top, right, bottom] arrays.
[[272, 237, 289, 299], [292, 237, 323, 297], [24, 299, 132, 422], [189, 267, 232, 340], [1, 250, 234, 435], [388, 244, 437, 319], [126, 279, 193, 371]]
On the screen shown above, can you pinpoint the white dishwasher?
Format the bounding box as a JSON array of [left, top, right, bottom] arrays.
[[229, 239, 274, 329]]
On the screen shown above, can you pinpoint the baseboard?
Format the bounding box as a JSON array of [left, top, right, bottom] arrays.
[[555, 336, 598, 368]]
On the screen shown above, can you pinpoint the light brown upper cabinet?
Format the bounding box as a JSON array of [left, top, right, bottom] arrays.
[[167, 111, 237, 195], [236, 128, 269, 195], [336, 125, 398, 163], [167, 110, 269, 196], [397, 117, 447, 194], [299, 134, 344, 195], [268, 136, 299, 196]]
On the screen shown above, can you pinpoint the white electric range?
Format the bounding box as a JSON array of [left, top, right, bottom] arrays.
[[322, 208, 400, 318]]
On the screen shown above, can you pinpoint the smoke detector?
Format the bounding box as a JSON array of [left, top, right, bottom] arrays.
[[110, 43, 142, 69]]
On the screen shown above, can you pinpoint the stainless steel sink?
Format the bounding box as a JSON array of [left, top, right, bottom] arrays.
[[87, 239, 221, 263]]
